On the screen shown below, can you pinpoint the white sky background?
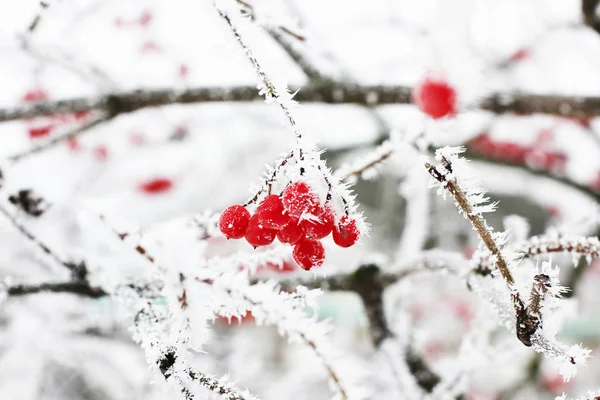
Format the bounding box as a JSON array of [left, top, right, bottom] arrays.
[[1, 1, 600, 399]]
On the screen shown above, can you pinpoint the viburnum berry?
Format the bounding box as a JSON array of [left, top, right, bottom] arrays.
[[219, 205, 251, 239], [332, 216, 360, 248], [28, 125, 54, 139], [282, 181, 320, 218], [139, 178, 173, 194], [293, 238, 325, 271], [412, 76, 457, 119], [277, 217, 304, 245], [256, 194, 290, 229], [301, 205, 334, 239], [245, 214, 277, 248]]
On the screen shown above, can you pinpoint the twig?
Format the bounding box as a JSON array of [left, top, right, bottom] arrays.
[[6, 280, 107, 298], [27, 1, 52, 34], [338, 146, 393, 181], [8, 114, 110, 163], [159, 350, 254, 400], [425, 156, 532, 345], [218, 10, 302, 141], [0, 202, 78, 275], [235, 0, 305, 42]]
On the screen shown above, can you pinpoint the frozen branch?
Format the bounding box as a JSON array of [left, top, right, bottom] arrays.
[[158, 350, 255, 400], [3, 84, 600, 124]]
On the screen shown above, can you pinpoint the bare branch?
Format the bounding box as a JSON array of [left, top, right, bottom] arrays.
[[27, 1, 52, 34], [6, 280, 107, 298], [4, 85, 600, 124], [582, 0, 600, 34]]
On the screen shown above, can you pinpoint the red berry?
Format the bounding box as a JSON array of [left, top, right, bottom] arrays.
[[277, 217, 304, 244], [245, 214, 277, 247], [219, 205, 251, 239], [67, 136, 80, 151], [28, 125, 54, 138], [22, 89, 48, 103], [332, 216, 360, 248], [139, 178, 173, 194], [508, 48, 529, 62], [93, 145, 109, 161], [139, 10, 152, 27], [413, 77, 457, 119], [301, 206, 334, 239], [293, 238, 325, 271], [282, 181, 320, 218], [256, 195, 290, 229]]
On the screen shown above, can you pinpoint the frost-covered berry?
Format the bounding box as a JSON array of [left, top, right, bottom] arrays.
[[293, 238, 325, 270], [413, 77, 457, 119], [332, 216, 360, 248], [277, 217, 304, 245], [256, 194, 290, 229], [301, 206, 334, 239], [282, 181, 320, 218], [245, 214, 277, 248], [219, 205, 251, 239]]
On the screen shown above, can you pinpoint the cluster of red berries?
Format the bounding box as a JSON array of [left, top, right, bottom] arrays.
[[218, 181, 360, 271], [412, 76, 457, 119]]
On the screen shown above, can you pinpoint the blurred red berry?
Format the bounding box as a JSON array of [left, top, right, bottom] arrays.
[[256, 194, 290, 229], [179, 64, 189, 78], [282, 181, 320, 218], [508, 48, 529, 62], [22, 89, 48, 103], [130, 133, 145, 146], [28, 125, 54, 139], [293, 238, 325, 270], [67, 136, 80, 151], [301, 206, 334, 239], [332, 216, 360, 248], [139, 11, 152, 27], [93, 146, 108, 161], [219, 205, 251, 239], [140, 41, 162, 53], [413, 77, 457, 119], [139, 178, 173, 194], [277, 217, 304, 245], [245, 214, 277, 247]]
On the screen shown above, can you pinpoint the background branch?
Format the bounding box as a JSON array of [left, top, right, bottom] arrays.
[[4, 85, 600, 123]]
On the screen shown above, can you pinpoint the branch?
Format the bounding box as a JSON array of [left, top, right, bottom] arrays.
[[159, 350, 255, 400], [0, 201, 82, 277], [582, 0, 600, 34], [464, 146, 600, 203], [424, 152, 530, 345], [4, 84, 600, 123], [6, 280, 107, 298], [26, 0, 52, 34]]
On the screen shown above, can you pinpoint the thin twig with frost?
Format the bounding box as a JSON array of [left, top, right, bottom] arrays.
[[8, 113, 109, 163], [425, 147, 591, 379], [335, 141, 394, 181]]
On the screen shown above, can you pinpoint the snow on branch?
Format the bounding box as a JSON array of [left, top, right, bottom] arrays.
[[335, 141, 394, 182], [424, 147, 591, 381]]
